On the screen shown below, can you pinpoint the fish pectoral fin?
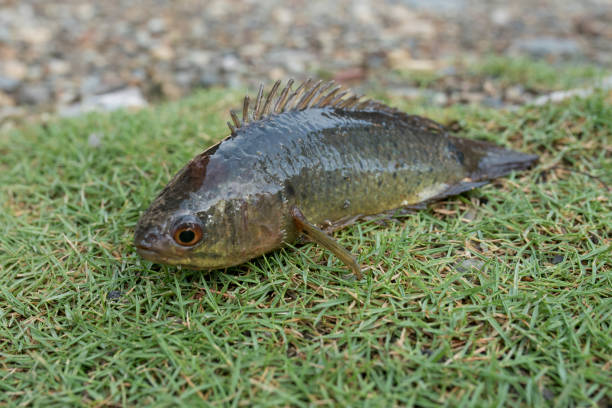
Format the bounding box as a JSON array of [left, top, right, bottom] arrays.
[[290, 206, 363, 280]]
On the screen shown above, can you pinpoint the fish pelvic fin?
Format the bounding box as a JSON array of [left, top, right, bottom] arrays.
[[290, 206, 363, 280]]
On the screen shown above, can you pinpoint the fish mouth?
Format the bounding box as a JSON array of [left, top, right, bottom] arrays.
[[134, 244, 175, 264], [135, 245, 162, 261], [135, 244, 191, 267], [135, 240, 228, 270]]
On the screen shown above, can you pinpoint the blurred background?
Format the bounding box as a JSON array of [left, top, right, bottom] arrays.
[[1, 0, 611, 121]]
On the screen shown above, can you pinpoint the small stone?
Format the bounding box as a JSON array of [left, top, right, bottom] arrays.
[[461, 208, 478, 222], [240, 43, 265, 59], [18, 84, 51, 105], [148, 18, 166, 34], [152, 44, 174, 61], [542, 388, 555, 401], [1, 60, 28, 81], [17, 26, 52, 45], [136, 30, 153, 47], [221, 54, 241, 72], [76, 4, 95, 19], [0, 76, 20, 92], [175, 71, 195, 87], [225, 73, 242, 89], [0, 91, 15, 107], [59, 87, 147, 117], [353, 2, 375, 24], [267, 50, 312, 73], [333, 67, 365, 82], [0, 106, 25, 123], [188, 50, 213, 67], [88, 133, 102, 148], [482, 97, 504, 108], [0, 25, 10, 42], [268, 67, 286, 81], [106, 290, 122, 300], [511, 37, 581, 58], [432, 92, 448, 106], [80, 75, 103, 96], [199, 71, 221, 88], [491, 8, 512, 26], [551, 255, 564, 264], [461, 92, 485, 104], [505, 85, 525, 102], [57, 88, 77, 105], [272, 8, 293, 25], [387, 49, 436, 71], [456, 259, 485, 273], [437, 65, 457, 76], [190, 21, 207, 37], [365, 52, 386, 70], [48, 59, 70, 76], [26, 65, 43, 81], [421, 348, 434, 357], [390, 87, 425, 100]]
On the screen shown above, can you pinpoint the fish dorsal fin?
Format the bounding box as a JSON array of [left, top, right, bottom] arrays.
[[226, 78, 400, 136]]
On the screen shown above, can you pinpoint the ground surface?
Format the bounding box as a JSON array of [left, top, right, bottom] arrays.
[[1, 56, 611, 406], [1, 0, 612, 123]]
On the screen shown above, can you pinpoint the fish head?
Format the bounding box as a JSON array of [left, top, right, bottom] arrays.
[[134, 150, 286, 270]]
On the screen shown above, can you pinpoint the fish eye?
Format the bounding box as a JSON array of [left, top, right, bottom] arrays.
[[172, 221, 203, 247]]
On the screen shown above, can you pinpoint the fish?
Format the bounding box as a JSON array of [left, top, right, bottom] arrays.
[[134, 79, 538, 278]]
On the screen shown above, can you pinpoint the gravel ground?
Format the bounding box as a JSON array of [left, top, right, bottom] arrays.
[[1, 0, 611, 122]]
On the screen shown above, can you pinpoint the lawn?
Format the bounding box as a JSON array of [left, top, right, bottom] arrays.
[[1, 59, 611, 407]]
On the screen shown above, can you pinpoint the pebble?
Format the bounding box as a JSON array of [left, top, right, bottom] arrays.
[[106, 290, 122, 300], [152, 44, 174, 61], [505, 85, 525, 102], [147, 18, 166, 34], [0, 76, 20, 92], [17, 26, 52, 45], [88, 132, 102, 148], [0, 91, 15, 107], [221, 54, 242, 72], [1, 60, 28, 81], [59, 87, 147, 117], [482, 97, 504, 108], [18, 84, 52, 105], [187, 50, 213, 67], [432, 92, 449, 106], [510, 37, 582, 58], [199, 71, 222, 88], [551, 255, 564, 264], [456, 259, 485, 273], [491, 7, 512, 26], [0, 0, 608, 118], [48, 59, 71, 76]]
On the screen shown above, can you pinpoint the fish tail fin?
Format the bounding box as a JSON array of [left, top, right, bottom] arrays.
[[450, 136, 539, 180]]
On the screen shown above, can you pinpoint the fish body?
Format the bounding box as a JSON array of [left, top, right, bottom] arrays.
[[134, 80, 537, 273]]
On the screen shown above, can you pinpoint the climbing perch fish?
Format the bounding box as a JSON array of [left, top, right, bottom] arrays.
[[134, 79, 538, 278]]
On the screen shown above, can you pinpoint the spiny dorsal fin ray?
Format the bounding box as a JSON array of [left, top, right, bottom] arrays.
[[253, 84, 265, 120], [227, 78, 400, 135], [274, 78, 294, 113], [261, 80, 281, 117]]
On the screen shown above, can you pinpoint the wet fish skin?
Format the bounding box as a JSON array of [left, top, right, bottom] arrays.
[[134, 84, 537, 272]]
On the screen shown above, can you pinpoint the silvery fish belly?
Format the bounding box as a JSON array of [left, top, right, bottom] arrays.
[[134, 79, 538, 278]]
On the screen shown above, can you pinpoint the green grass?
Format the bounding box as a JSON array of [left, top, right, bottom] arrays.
[[473, 55, 609, 91], [393, 55, 609, 91], [1, 61, 611, 406]]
